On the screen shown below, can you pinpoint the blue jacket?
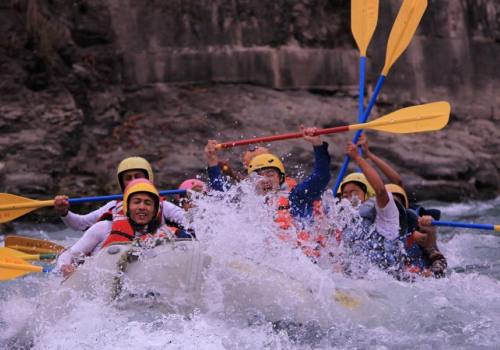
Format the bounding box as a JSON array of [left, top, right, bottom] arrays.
[[207, 142, 331, 220], [399, 208, 432, 271]]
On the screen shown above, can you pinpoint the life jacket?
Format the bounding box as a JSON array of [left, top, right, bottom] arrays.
[[100, 199, 186, 247], [274, 195, 325, 258], [401, 232, 430, 273], [101, 215, 177, 247], [403, 205, 443, 278], [341, 199, 402, 270], [398, 208, 432, 275]]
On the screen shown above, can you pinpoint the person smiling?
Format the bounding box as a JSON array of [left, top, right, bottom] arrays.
[[55, 179, 185, 277], [99, 179, 172, 247]]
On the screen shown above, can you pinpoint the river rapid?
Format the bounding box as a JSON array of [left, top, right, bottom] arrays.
[[1, 185, 499, 350]]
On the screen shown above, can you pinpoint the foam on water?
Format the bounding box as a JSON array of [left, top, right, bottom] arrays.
[[430, 196, 500, 220], [1, 191, 500, 349]]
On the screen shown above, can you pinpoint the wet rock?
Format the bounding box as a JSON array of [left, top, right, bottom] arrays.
[[0, 0, 499, 224], [5, 172, 53, 194]]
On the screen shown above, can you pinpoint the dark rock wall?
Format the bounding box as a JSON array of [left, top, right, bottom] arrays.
[[110, 0, 357, 88], [0, 0, 499, 223]]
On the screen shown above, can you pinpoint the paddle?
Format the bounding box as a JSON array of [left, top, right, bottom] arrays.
[[452, 262, 500, 274], [431, 220, 500, 232], [351, 0, 379, 157], [0, 189, 186, 224], [0, 247, 57, 261], [0, 255, 52, 281], [5, 235, 65, 254], [216, 101, 450, 148], [333, 0, 428, 194]]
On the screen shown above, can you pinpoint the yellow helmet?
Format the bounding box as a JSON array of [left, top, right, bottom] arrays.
[[242, 146, 270, 168], [248, 153, 285, 174], [385, 184, 409, 208], [116, 157, 154, 189], [123, 179, 160, 216], [338, 172, 376, 199]]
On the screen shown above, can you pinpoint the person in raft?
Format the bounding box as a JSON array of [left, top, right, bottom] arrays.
[[400, 208, 448, 278], [204, 126, 331, 258], [336, 141, 402, 274], [55, 179, 186, 276], [356, 134, 447, 277], [53, 156, 186, 232], [176, 178, 208, 211]]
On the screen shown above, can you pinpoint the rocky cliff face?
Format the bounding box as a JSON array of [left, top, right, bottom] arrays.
[[0, 0, 499, 224]]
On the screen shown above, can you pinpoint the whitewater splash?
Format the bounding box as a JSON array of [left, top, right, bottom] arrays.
[[1, 186, 500, 349]]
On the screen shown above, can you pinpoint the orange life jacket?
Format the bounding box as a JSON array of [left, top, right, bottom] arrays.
[[274, 196, 326, 258]]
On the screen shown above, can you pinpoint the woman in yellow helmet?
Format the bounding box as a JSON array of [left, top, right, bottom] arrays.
[[56, 179, 184, 277], [100, 179, 174, 247], [52, 157, 189, 278]]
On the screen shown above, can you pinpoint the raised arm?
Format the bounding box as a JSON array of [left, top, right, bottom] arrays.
[[205, 139, 228, 192], [289, 127, 331, 218], [358, 134, 402, 186], [347, 142, 388, 209]]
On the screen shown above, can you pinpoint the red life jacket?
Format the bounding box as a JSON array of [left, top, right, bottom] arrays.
[[101, 216, 178, 248], [100, 199, 179, 247]]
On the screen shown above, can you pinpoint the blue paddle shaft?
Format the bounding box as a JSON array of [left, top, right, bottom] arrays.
[[68, 189, 187, 204], [333, 75, 386, 194], [358, 57, 366, 122], [357, 57, 366, 165], [43, 265, 54, 273], [432, 220, 495, 231]]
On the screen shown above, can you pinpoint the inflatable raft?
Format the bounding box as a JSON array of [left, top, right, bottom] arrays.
[[61, 239, 364, 326]]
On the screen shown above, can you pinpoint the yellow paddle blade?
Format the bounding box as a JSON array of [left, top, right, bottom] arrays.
[[0, 256, 43, 281], [333, 289, 362, 309], [351, 101, 450, 134], [5, 235, 65, 254], [0, 193, 54, 223], [351, 0, 379, 56], [0, 247, 39, 260], [382, 0, 428, 75], [0, 193, 40, 223]]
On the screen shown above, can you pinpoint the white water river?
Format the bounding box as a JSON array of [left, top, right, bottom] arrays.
[[1, 188, 499, 350]]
